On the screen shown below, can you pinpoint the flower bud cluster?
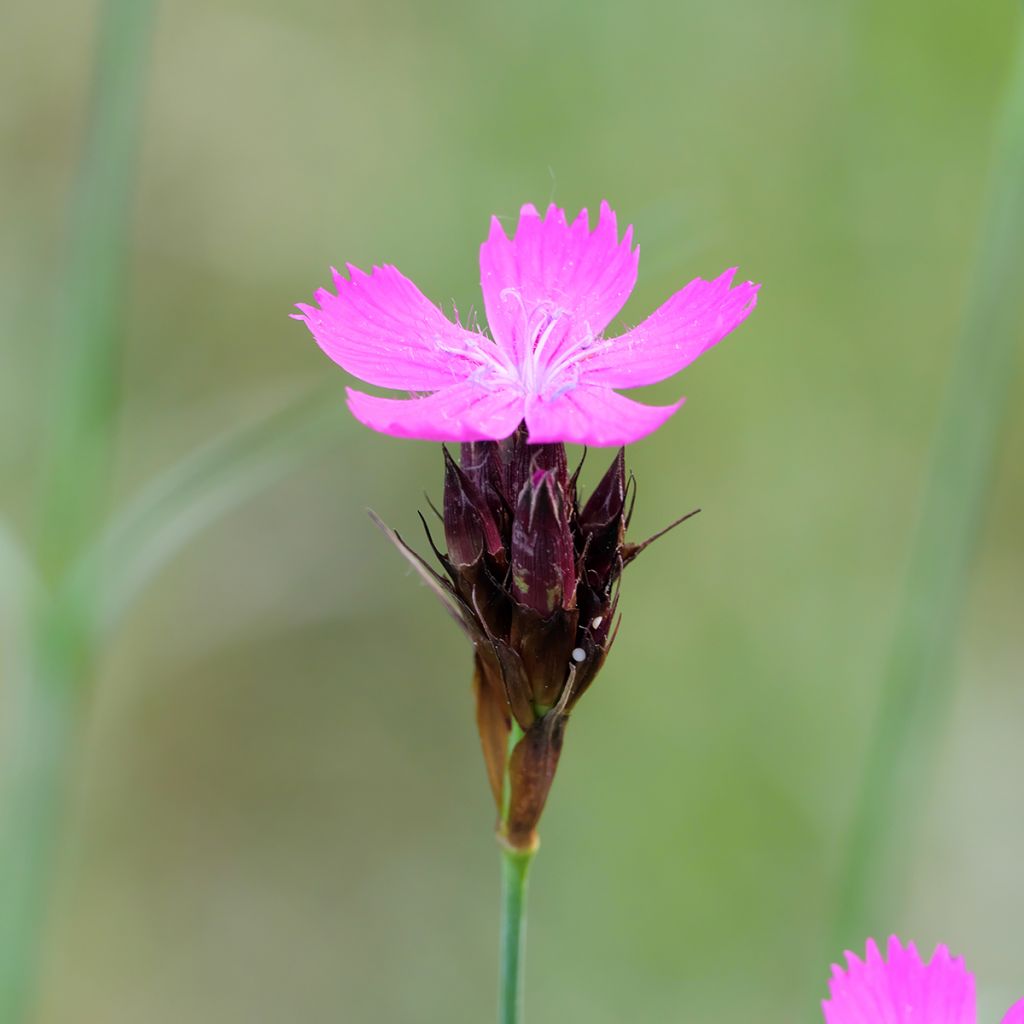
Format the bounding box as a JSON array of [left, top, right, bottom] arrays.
[[377, 426, 691, 850]]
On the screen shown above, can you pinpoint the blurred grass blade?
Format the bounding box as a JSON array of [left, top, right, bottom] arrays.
[[0, 0, 156, 1019], [0, 522, 40, 729], [33, 0, 157, 581], [830, 14, 1024, 953], [0, 520, 38, 617], [69, 388, 345, 636]]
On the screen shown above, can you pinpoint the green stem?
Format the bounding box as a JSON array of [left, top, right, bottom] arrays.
[[497, 720, 536, 1024], [829, 12, 1024, 954], [498, 846, 534, 1024], [0, 599, 90, 1022]]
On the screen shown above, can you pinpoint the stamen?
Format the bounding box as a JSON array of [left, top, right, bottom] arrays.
[[436, 333, 517, 387], [526, 316, 562, 390], [544, 363, 580, 402], [494, 289, 604, 399], [540, 332, 614, 391], [499, 286, 527, 315]]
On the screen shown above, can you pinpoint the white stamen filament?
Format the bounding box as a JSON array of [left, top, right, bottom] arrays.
[[540, 330, 615, 393], [477, 287, 609, 400], [435, 334, 518, 385], [525, 317, 561, 391]]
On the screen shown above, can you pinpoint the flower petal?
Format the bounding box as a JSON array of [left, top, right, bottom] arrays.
[[524, 385, 683, 447], [822, 937, 975, 1024], [1002, 1001, 1024, 1024], [581, 269, 759, 388], [346, 382, 524, 442], [479, 201, 639, 363], [294, 264, 495, 391]]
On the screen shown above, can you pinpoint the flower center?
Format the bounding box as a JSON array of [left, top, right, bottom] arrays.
[[439, 290, 618, 400], [496, 288, 614, 400]]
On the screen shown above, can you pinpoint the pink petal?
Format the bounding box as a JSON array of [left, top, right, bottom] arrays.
[[479, 201, 639, 363], [581, 269, 759, 388], [822, 937, 975, 1024], [294, 264, 496, 391], [523, 385, 683, 447], [346, 381, 524, 442], [1001, 1001, 1024, 1024]]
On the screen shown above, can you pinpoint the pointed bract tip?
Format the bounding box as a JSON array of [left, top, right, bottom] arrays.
[[621, 507, 700, 566], [580, 448, 627, 531], [443, 445, 504, 566]]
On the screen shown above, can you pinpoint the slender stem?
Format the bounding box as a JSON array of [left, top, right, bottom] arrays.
[[498, 846, 534, 1024], [497, 720, 536, 1024], [0, 598, 90, 1022], [828, 12, 1024, 955]]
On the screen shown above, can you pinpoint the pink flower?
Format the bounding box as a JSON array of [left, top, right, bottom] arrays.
[[294, 202, 759, 446], [823, 937, 1024, 1024]]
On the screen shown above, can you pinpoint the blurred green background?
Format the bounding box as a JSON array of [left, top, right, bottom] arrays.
[[3, 0, 1023, 1021]]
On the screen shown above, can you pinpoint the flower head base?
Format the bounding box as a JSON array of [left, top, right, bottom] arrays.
[[295, 202, 759, 446], [823, 937, 1024, 1024], [375, 430, 695, 850]]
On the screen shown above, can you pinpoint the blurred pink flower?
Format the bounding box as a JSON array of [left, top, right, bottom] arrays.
[[294, 202, 758, 446], [823, 937, 1024, 1024]]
